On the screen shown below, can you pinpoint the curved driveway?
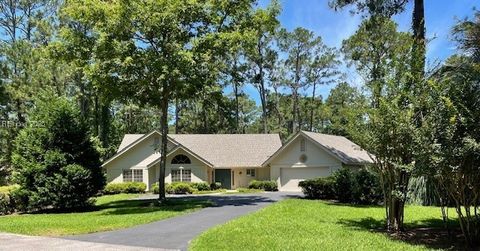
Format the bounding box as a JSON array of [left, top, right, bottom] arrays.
[[65, 192, 301, 251]]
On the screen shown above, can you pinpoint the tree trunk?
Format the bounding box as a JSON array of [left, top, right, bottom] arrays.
[[292, 88, 298, 133], [309, 82, 317, 131], [292, 54, 301, 132], [100, 103, 110, 148], [158, 91, 169, 202], [233, 81, 240, 133], [257, 39, 268, 134], [175, 98, 180, 134], [412, 0, 425, 83]]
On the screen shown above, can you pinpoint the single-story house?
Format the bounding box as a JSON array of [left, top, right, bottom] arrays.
[[103, 130, 373, 192]]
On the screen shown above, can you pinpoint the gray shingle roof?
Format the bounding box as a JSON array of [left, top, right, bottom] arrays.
[[117, 133, 282, 168], [118, 134, 143, 152], [302, 131, 373, 165], [169, 134, 281, 168]]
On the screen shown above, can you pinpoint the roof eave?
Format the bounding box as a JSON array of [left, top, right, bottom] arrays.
[[102, 130, 177, 168]]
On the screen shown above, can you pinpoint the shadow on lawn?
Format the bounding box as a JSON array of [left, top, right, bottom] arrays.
[[97, 194, 280, 215], [26, 197, 212, 215], [97, 198, 212, 215], [338, 217, 470, 250]]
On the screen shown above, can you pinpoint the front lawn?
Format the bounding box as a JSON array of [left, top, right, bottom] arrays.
[[190, 199, 463, 251], [0, 194, 211, 236]]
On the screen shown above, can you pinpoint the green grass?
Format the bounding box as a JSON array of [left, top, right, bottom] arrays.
[[192, 189, 227, 194], [190, 199, 460, 251], [0, 194, 211, 236], [231, 188, 264, 194]]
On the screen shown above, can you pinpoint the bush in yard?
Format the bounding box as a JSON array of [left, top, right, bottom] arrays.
[[167, 182, 194, 194], [299, 177, 336, 199], [353, 168, 382, 205], [8, 187, 30, 212], [104, 182, 146, 194], [210, 182, 222, 190], [333, 168, 355, 203], [0, 185, 19, 194], [0, 192, 13, 215], [152, 182, 159, 194], [248, 180, 278, 191], [11, 96, 105, 211], [191, 182, 210, 191]]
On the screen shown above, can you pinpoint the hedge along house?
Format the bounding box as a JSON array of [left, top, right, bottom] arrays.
[[102, 130, 373, 192]]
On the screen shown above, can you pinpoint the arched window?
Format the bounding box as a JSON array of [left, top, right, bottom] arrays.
[[171, 154, 191, 164]]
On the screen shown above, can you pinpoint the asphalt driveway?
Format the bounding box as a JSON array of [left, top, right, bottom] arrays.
[[65, 192, 301, 251]]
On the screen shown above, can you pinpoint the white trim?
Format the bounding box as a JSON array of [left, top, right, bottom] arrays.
[[261, 133, 303, 167], [263, 131, 366, 167], [102, 130, 180, 168], [147, 145, 213, 168]]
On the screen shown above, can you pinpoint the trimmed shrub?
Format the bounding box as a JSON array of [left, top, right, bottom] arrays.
[[333, 168, 355, 203], [299, 168, 382, 205], [166, 182, 193, 194], [298, 177, 336, 199], [104, 182, 146, 194], [152, 182, 159, 194], [353, 169, 383, 205], [8, 187, 30, 212], [210, 182, 222, 190], [248, 180, 278, 191], [191, 182, 210, 191], [0, 192, 13, 215]]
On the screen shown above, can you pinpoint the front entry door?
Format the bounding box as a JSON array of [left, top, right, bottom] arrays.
[[215, 169, 231, 189]]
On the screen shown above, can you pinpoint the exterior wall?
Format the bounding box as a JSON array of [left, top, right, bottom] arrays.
[[105, 133, 176, 191], [105, 134, 210, 191], [148, 165, 157, 189], [269, 135, 343, 189], [256, 167, 271, 180], [230, 167, 271, 189], [163, 148, 210, 184]]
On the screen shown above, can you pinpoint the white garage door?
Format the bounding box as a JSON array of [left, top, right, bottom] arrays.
[[280, 167, 330, 192]]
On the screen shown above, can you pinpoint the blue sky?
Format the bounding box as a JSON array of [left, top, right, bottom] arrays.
[[240, 0, 479, 103]]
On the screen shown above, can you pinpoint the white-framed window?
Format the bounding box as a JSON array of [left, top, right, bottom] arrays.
[[171, 154, 191, 164], [246, 169, 256, 177], [300, 138, 306, 152], [133, 169, 143, 182], [171, 169, 191, 182], [123, 169, 143, 182]]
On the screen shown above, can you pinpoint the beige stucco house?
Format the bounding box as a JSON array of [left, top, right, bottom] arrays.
[[103, 130, 373, 192]]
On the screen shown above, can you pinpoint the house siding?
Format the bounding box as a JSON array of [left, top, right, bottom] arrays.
[[104, 133, 171, 191], [229, 167, 271, 189], [269, 135, 342, 191], [164, 148, 210, 184], [104, 135, 209, 191]]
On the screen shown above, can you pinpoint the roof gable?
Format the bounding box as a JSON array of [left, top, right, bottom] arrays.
[[102, 131, 178, 167], [301, 131, 373, 165], [263, 131, 373, 166]]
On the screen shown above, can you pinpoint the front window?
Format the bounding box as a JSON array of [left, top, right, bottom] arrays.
[[171, 169, 191, 182], [246, 169, 256, 177], [171, 154, 191, 164], [123, 169, 143, 182], [133, 169, 143, 182]]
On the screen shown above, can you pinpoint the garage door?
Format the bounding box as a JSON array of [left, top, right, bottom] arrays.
[[280, 167, 330, 192]]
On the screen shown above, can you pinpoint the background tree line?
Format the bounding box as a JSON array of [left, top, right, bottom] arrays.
[[0, 0, 478, 246]]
